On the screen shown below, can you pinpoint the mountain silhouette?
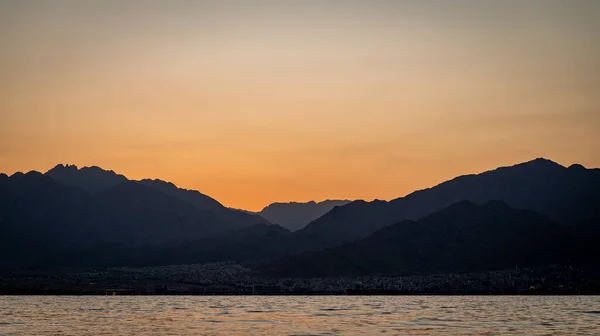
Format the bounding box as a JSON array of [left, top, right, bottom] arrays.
[[260, 201, 587, 277], [86, 181, 228, 246], [293, 158, 600, 251], [0, 167, 269, 268], [0, 171, 92, 268], [255, 200, 352, 231], [46, 164, 128, 193], [46, 164, 267, 228], [138, 179, 268, 228], [2, 158, 598, 271], [138, 179, 223, 210]]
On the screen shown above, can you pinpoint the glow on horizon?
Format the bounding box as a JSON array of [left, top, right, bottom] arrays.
[[1, 1, 599, 211]]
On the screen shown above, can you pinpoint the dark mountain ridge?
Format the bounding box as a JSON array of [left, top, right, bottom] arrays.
[[45, 164, 268, 228], [296, 158, 600, 251], [2, 158, 598, 273], [0, 169, 269, 269], [261, 200, 594, 277], [137, 179, 223, 210], [46, 164, 128, 193]]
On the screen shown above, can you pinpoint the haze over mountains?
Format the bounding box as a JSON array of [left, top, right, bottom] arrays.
[[254, 200, 352, 231], [1, 158, 599, 275]]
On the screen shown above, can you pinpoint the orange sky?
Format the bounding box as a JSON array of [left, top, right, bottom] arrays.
[[1, 1, 599, 211]]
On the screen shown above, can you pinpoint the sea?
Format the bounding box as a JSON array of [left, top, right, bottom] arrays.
[[1, 296, 599, 335]]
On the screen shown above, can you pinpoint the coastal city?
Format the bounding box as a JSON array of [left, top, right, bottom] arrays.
[[2, 262, 598, 295]]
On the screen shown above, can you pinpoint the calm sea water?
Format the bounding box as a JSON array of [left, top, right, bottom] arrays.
[[1, 296, 599, 335]]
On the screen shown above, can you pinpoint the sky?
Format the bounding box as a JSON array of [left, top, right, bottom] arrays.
[[1, 0, 599, 211]]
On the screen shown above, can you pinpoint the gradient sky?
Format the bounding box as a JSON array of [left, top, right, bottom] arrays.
[[1, 0, 599, 210]]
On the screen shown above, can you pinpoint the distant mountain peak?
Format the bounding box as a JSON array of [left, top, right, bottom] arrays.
[[5, 170, 66, 189], [517, 157, 564, 169], [24, 170, 44, 177], [137, 178, 227, 211], [139, 178, 177, 189], [298, 157, 598, 249], [257, 199, 353, 231], [45, 163, 128, 194], [532, 157, 557, 163], [49, 163, 78, 171], [568, 163, 586, 170], [9, 170, 46, 179], [261, 199, 352, 210], [81, 165, 116, 173], [48, 164, 124, 176]]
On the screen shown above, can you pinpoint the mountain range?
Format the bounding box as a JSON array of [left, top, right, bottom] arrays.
[[46, 164, 266, 227], [252, 200, 352, 231], [260, 201, 571, 277], [1, 158, 598, 275], [295, 158, 600, 249], [0, 165, 269, 268]]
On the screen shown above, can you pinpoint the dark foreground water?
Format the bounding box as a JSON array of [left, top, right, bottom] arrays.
[[1, 296, 599, 335]]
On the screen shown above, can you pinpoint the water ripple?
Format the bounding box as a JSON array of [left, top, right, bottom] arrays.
[[0, 296, 599, 335]]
